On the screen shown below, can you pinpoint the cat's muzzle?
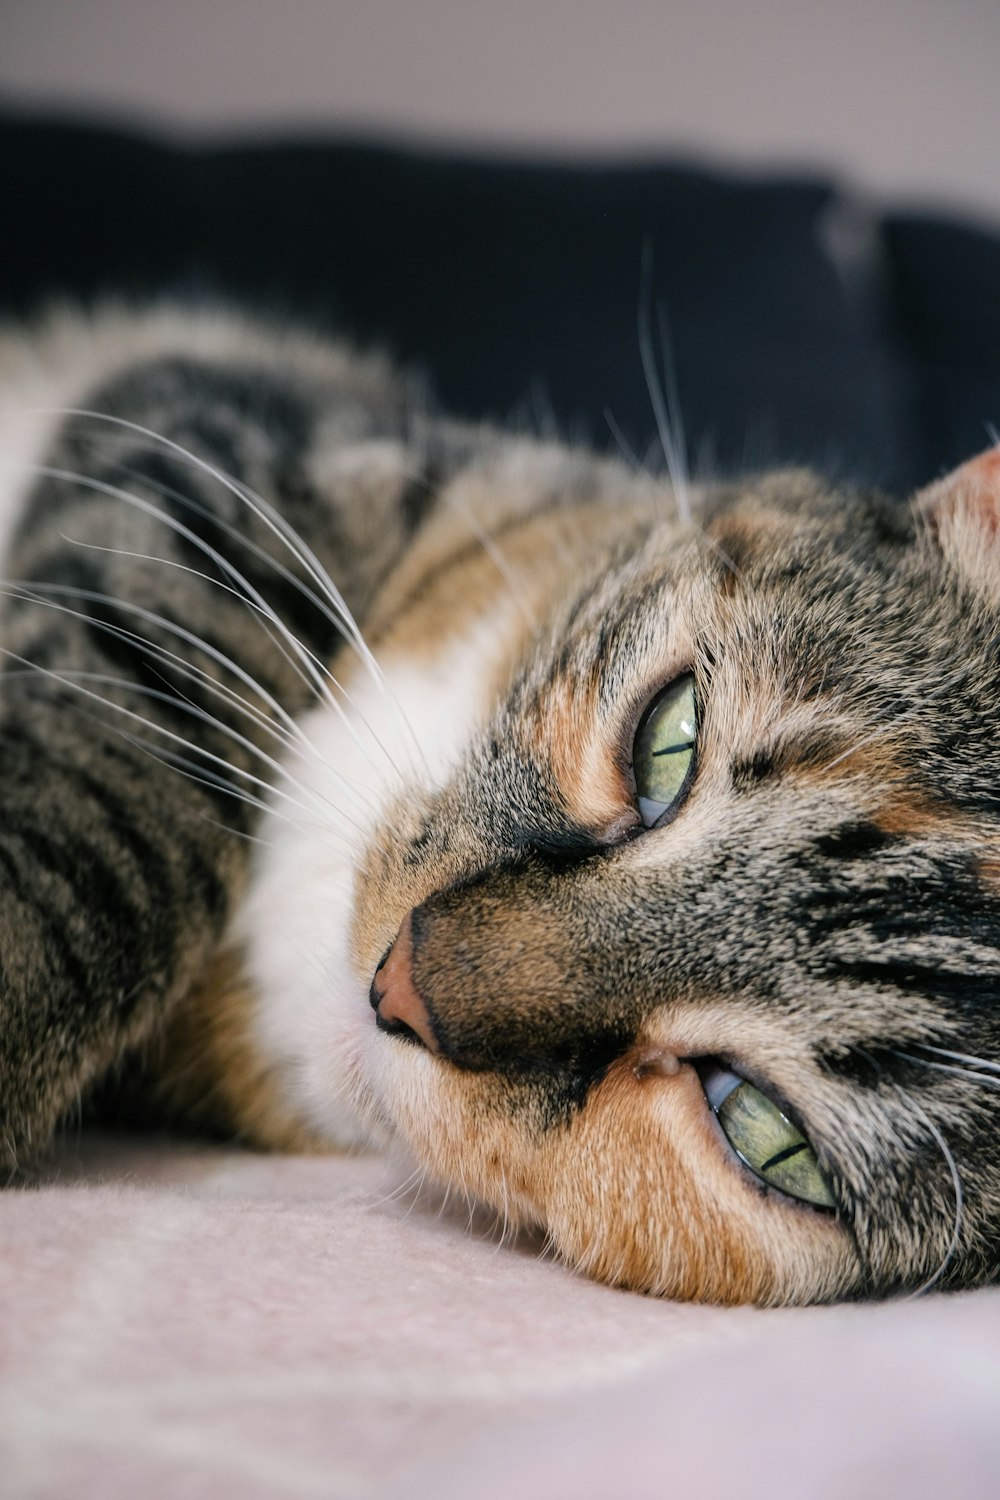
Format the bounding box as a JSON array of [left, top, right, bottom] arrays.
[[370, 913, 439, 1052]]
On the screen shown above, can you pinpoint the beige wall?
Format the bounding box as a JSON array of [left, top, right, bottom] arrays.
[[3, 0, 998, 221]]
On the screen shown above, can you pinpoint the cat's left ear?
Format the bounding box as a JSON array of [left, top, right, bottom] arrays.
[[916, 447, 1000, 594]]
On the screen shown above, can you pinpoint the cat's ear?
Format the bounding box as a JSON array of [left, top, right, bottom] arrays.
[[916, 447, 1000, 594]]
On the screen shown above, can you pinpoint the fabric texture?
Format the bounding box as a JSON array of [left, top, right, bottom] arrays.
[[4, 1134, 998, 1499]]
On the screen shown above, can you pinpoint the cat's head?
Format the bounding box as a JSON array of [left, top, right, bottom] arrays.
[[293, 443, 1000, 1304]]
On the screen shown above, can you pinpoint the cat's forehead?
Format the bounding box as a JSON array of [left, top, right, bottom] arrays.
[[525, 474, 967, 720], [477, 471, 997, 861]]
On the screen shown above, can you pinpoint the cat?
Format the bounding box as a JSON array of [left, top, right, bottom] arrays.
[[1, 302, 999, 1307]]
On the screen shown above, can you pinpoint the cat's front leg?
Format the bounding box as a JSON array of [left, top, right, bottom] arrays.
[[0, 313, 440, 1166], [0, 693, 242, 1170]]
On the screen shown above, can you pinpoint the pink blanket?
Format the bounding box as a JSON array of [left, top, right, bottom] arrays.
[[2, 1132, 998, 1498]]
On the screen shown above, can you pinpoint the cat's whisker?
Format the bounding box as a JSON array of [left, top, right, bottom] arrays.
[[96, 445, 391, 682], [118, 691, 362, 836], [54, 410, 433, 784], [363, 1161, 426, 1212], [433, 1179, 453, 1224], [637, 241, 692, 526], [118, 728, 318, 829], [4, 458, 339, 722], [0, 578, 326, 781], [113, 727, 330, 840], [28, 436, 428, 790], [386, 1164, 432, 1226], [891, 1050, 1000, 1091], [0, 649, 358, 837], [491, 1165, 513, 1255], [24, 557, 380, 814], [37, 408, 385, 692], [201, 820, 276, 848], [916, 1043, 1000, 1076], [0, 577, 385, 835], [0, 613, 355, 830], [56, 445, 412, 787], [897, 1087, 964, 1299], [861, 1046, 966, 1294]]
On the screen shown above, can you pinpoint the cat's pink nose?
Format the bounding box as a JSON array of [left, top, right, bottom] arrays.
[[370, 912, 439, 1052]]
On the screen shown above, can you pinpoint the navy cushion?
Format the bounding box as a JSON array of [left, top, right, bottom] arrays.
[[2, 114, 997, 493]]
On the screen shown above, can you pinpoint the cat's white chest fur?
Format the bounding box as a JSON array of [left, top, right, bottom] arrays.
[[234, 613, 511, 1147]]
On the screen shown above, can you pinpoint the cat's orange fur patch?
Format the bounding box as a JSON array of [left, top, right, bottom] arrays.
[[382, 1037, 854, 1306], [535, 673, 632, 834], [976, 854, 1000, 892]]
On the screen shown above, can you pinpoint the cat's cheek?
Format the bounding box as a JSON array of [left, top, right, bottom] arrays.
[[371, 1049, 855, 1305], [537, 1060, 855, 1305]]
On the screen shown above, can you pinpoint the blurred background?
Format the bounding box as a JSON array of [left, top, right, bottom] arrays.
[[3, 0, 998, 219], [2, 0, 999, 494]]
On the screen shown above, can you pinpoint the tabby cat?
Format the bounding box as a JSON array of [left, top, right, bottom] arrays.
[[2, 305, 999, 1306]]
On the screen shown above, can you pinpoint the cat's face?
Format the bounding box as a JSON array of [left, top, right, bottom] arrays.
[[244, 446, 1000, 1305]]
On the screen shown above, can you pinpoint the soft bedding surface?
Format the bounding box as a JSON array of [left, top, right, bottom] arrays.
[[2, 1132, 998, 1499]]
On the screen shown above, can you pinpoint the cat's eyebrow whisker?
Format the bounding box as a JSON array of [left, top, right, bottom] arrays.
[[637, 240, 692, 526], [656, 299, 692, 519], [605, 406, 742, 582], [891, 1050, 1000, 1091], [603, 406, 645, 474], [916, 1043, 1000, 1076], [443, 490, 538, 631]]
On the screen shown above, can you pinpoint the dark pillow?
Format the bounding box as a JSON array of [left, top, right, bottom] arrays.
[[3, 112, 991, 492], [882, 213, 1000, 483]]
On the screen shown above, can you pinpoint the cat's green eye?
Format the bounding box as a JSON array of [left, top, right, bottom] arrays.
[[632, 675, 697, 827], [705, 1067, 836, 1209]]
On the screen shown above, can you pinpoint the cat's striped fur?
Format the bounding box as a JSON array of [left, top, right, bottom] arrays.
[[2, 305, 999, 1304]]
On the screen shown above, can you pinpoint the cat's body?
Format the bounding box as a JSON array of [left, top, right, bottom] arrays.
[[3, 305, 1000, 1305]]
